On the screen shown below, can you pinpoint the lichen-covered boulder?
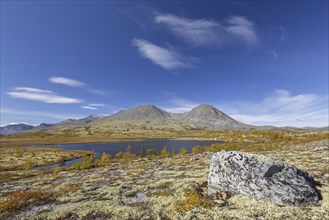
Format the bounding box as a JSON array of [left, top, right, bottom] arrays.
[[208, 151, 322, 206]]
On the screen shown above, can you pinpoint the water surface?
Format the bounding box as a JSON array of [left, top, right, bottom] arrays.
[[23, 138, 222, 170]]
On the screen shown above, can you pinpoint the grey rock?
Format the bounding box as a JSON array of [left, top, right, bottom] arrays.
[[208, 150, 322, 206], [312, 146, 329, 151], [121, 192, 149, 205], [203, 152, 214, 158]]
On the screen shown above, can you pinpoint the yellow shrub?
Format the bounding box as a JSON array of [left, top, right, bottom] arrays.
[[53, 167, 60, 175], [0, 190, 54, 211], [175, 185, 212, 212], [160, 146, 170, 158], [22, 158, 35, 170], [179, 147, 188, 155]]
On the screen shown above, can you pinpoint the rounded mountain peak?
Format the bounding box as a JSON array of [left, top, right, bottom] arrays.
[[189, 104, 223, 116], [136, 104, 158, 109], [109, 104, 170, 120], [194, 104, 217, 110]]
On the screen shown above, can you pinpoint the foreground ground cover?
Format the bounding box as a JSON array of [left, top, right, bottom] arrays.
[[0, 131, 328, 219], [0, 148, 93, 181]]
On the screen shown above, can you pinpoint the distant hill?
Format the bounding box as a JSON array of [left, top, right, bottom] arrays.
[[0, 123, 34, 136], [3, 104, 326, 137], [32, 115, 104, 131], [302, 126, 329, 131], [55, 115, 104, 127], [0, 115, 105, 136], [34, 123, 54, 130]]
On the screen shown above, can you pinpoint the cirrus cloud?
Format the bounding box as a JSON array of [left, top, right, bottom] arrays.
[[159, 89, 328, 127], [155, 14, 221, 47], [81, 103, 105, 110], [7, 87, 82, 104], [220, 89, 328, 127], [132, 39, 196, 70], [153, 13, 258, 48], [49, 76, 86, 87], [225, 15, 258, 47]]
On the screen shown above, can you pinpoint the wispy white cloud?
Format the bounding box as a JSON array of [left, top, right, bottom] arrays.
[[14, 87, 53, 93], [82, 106, 98, 110], [49, 76, 110, 96], [7, 87, 82, 104], [132, 39, 195, 70], [81, 103, 105, 110], [219, 89, 328, 127], [225, 16, 257, 47], [159, 89, 328, 127], [160, 96, 200, 113], [1, 107, 86, 125], [155, 14, 221, 47], [49, 76, 86, 87], [89, 103, 105, 107], [153, 13, 258, 48]]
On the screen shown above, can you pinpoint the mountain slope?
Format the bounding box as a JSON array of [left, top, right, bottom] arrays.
[[107, 105, 171, 120], [90, 104, 194, 132], [175, 104, 251, 129], [56, 115, 104, 126], [6, 104, 256, 137], [0, 123, 35, 136], [30, 115, 105, 132]]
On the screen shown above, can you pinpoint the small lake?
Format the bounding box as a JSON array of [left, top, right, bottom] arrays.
[[23, 138, 222, 170]]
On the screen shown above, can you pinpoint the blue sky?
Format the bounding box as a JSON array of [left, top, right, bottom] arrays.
[[1, 1, 328, 127]]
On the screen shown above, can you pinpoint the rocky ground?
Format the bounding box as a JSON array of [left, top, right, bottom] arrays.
[[0, 139, 328, 220]]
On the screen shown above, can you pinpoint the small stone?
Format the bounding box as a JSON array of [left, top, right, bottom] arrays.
[[312, 146, 329, 151]]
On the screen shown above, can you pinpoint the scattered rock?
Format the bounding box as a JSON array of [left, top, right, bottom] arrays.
[[203, 152, 213, 158], [119, 186, 149, 205], [312, 146, 329, 151], [121, 192, 149, 205], [208, 150, 322, 206]]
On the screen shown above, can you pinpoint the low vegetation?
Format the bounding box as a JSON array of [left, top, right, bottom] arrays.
[[0, 131, 328, 219], [0, 147, 93, 180], [175, 183, 213, 212], [0, 190, 55, 212]]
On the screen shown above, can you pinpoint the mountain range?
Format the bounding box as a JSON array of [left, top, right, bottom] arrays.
[[0, 104, 327, 136]]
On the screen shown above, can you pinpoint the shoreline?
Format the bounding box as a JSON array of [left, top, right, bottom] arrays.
[[0, 136, 217, 148]]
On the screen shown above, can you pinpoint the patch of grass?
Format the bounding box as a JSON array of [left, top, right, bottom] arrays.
[[61, 186, 81, 194], [95, 197, 111, 201], [151, 188, 174, 197], [175, 184, 213, 212], [127, 201, 151, 209], [22, 157, 35, 170], [72, 155, 95, 170], [53, 167, 60, 175], [94, 152, 111, 167], [0, 190, 55, 212], [156, 181, 172, 189]]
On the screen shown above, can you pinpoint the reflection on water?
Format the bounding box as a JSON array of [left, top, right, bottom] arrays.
[[23, 138, 222, 170]]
